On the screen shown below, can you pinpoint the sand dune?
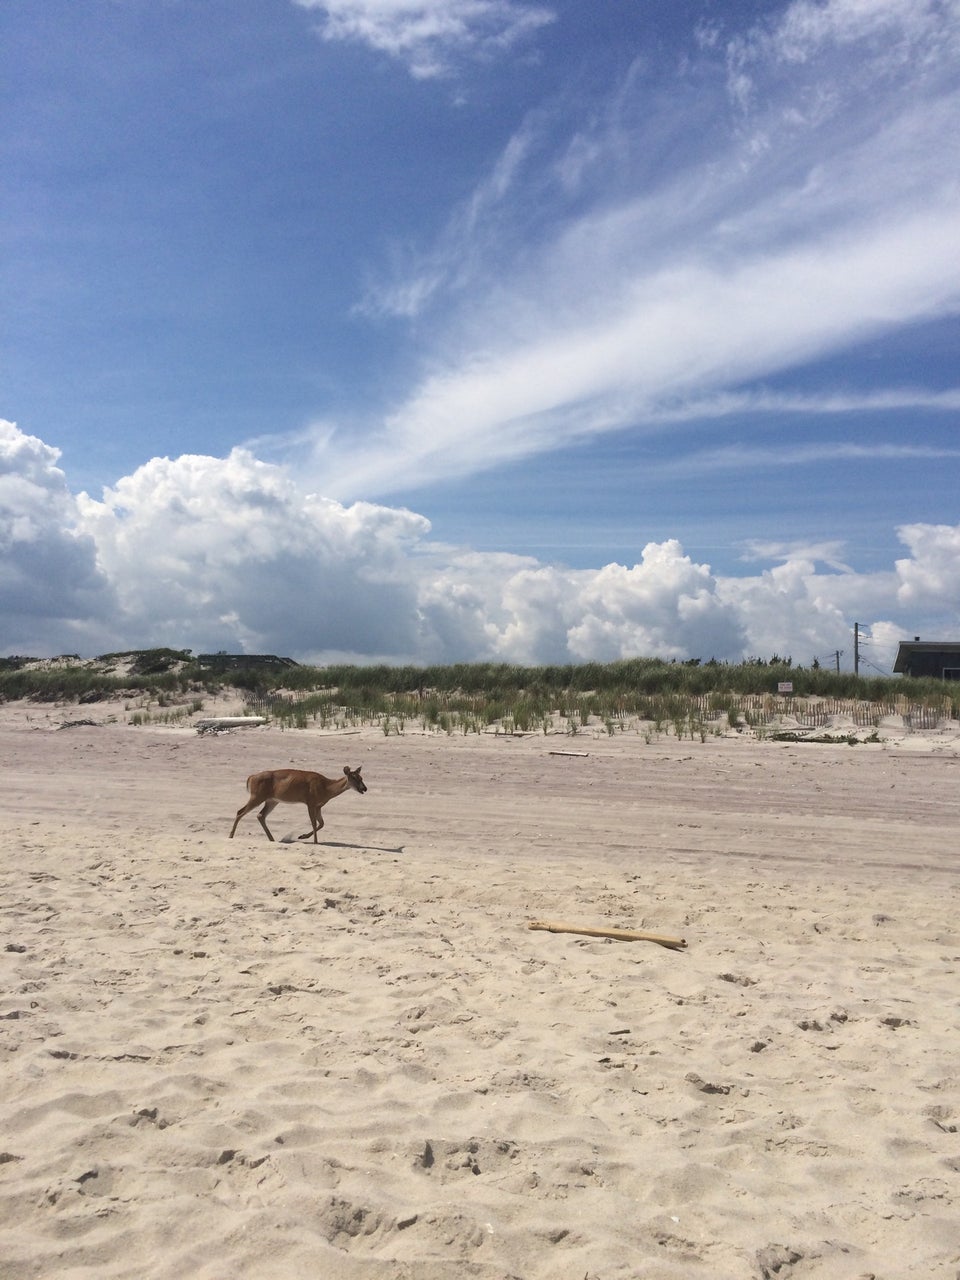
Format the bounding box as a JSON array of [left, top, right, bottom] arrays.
[[1, 708, 958, 1278]]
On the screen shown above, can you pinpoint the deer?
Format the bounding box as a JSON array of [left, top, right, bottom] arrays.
[[229, 765, 367, 843]]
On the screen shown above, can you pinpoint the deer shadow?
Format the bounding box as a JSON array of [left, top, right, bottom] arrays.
[[281, 835, 405, 854]]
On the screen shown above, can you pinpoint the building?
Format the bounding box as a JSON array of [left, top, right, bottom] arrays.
[[892, 639, 960, 680], [196, 653, 299, 670]]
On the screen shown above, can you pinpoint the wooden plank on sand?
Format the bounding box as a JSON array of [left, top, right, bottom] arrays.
[[527, 919, 687, 949]]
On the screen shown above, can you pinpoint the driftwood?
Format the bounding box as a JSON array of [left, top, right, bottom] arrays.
[[548, 750, 590, 758], [527, 919, 687, 950], [195, 716, 267, 733]]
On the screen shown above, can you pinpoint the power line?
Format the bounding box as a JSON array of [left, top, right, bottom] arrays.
[[853, 622, 892, 676], [811, 649, 844, 672], [858, 655, 892, 677]]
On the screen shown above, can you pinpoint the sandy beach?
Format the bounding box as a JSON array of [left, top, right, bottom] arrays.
[[1, 701, 959, 1279]]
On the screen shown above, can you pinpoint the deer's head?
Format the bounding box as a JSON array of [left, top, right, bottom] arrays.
[[344, 765, 367, 794]]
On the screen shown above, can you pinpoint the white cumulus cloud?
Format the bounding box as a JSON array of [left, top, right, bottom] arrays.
[[0, 420, 115, 653], [75, 448, 432, 661], [2, 423, 959, 674], [895, 524, 960, 611]]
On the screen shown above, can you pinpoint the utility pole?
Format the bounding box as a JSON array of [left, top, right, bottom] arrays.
[[854, 622, 860, 676]]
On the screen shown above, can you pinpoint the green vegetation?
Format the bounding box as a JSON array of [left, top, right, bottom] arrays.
[[0, 649, 197, 704], [2, 649, 958, 740]]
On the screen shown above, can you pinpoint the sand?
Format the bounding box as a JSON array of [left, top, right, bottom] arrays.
[[1, 700, 959, 1279]]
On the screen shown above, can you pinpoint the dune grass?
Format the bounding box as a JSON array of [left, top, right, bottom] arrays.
[[1, 649, 957, 736]]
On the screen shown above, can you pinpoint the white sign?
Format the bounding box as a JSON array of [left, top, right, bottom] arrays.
[[778, 682, 794, 693]]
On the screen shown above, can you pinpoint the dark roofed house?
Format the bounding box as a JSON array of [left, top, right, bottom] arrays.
[[893, 639, 960, 680], [197, 653, 299, 671]]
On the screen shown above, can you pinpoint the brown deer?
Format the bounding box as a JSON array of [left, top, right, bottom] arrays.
[[229, 765, 367, 843]]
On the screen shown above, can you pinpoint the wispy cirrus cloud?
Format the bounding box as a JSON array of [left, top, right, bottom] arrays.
[[303, 0, 960, 500], [644, 388, 960, 424], [649, 440, 960, 480], [293, 0, 555, 79], [319, 202, 960, 496]]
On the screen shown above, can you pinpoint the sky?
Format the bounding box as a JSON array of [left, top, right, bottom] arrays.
[[2, 0, 959, 673]]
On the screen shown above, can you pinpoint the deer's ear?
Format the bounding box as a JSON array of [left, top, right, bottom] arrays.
[[343, 766, 350, 776]]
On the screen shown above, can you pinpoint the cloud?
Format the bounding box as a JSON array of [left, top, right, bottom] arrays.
[[653, 440, 960, 479], [564, 544, 747, 664], [642, 387, 960, 426], [716, 552, 856, 666], [0, 420, 115, 653], [319, 202, 960, 497], [3, 423, 959, 674], [357, 117, 542, 319], [895, 523, 960, 610], [418, 543, 748, 665], [75, 448, 432, 660], [734, 0, 957, 73], [739, 539, 856, 573], [308, 0, 960, 500], [724, 0, 960, 118], [293, 0, 555, 79]]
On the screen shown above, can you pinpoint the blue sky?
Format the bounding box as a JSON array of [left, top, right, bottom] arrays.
[[2, 0, 959, 671]]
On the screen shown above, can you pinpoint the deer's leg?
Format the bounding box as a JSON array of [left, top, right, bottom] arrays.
[[297, 805, 324, 843], [256, 799, 279, 842], [230, 797, 261, 838]]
